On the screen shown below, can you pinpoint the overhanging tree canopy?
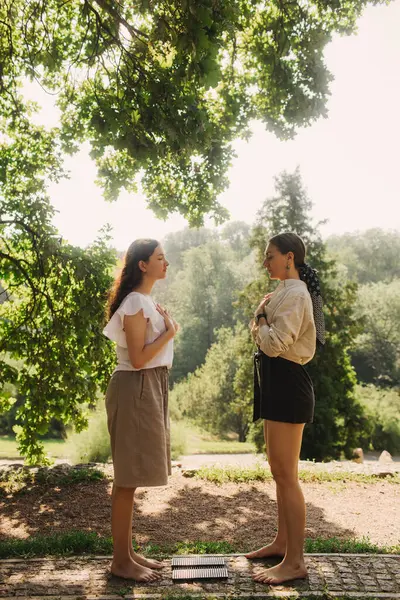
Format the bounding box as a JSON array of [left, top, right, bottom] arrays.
[[1, 0, 386, 224], [0, 108, 116, 464]]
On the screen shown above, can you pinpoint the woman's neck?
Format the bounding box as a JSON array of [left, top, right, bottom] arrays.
[[281, 268, 300, 281], [133, 278, 154, 295]]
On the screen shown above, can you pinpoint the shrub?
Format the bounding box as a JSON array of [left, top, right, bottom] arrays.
[[248, 420, 265, 454], [170, 421, 188, 459], [69, 404, 110, 464], [356, 384, 400, 454], [69, 404, 188, 465]]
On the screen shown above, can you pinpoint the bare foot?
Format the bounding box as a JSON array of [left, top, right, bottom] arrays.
[[111, 557, 162, 582], [253, 561, 308, 585], [245, 541, 286, 559], [130, 549, 164, 570]]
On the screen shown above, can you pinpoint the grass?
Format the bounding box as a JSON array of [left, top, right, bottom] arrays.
[[0, 532, 235, 559], [0, 531, 113, 558], [189, 439, 256, 454], [0, 531, 398, 559], [170, 423, 256, 455], [195, 464, 400, 484], [187, 437, 256, 455], [306, 536, 400, 554], [0, 435, 72, 460], [0, 465, 106, 494]]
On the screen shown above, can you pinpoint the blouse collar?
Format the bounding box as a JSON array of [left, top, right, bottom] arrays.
[[276, 279, 307, 290]]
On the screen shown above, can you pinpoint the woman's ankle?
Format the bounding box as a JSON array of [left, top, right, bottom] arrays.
[[112, 555, 132, 567], [272, 538, 287, 548], [281, 555, 305, 568]]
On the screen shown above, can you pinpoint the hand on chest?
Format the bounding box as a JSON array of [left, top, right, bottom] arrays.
[[147, 302, 166, 333]]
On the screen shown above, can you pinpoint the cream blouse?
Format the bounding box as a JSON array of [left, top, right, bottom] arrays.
[[252, 279, 316, 365], [103, 292, 174, 371]]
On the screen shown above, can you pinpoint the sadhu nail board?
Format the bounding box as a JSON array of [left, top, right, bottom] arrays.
[[171, 556, 229, 580]]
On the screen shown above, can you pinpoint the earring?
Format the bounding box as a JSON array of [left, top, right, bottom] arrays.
[[286, 263, 290, 270]]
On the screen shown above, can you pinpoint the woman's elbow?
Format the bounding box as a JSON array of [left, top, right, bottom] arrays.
[[129, 354, 144, 370], [262, 346, 280, 358], [260, 339, 287, 357]]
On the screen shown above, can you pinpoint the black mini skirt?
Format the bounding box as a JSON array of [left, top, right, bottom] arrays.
[[253, 350, 315, 424]]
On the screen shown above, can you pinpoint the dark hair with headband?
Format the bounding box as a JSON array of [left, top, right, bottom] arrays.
[[269, 232, 326, 346]]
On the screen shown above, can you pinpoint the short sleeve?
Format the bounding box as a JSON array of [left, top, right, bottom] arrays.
[[257, 293, 306, 357], [103, 293, 154, 347]]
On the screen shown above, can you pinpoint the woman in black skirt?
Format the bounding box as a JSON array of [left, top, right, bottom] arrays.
[[245, 232, 325, 585]]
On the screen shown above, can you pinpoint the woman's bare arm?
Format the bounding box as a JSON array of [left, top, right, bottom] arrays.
[[124, 310, 175, 370]]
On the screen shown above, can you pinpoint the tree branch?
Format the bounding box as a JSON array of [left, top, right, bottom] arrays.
[[91, 0, 149, 43], [0, 218, 39, 238]]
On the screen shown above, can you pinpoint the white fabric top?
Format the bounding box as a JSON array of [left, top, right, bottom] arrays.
[[103, 292, 174, 371], [251, 279, 316, 365]]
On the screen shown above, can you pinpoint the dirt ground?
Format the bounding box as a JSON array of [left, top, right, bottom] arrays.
[[1, 469, 399, 550]]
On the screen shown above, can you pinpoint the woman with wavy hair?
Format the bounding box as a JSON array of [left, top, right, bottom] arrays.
[[103, 239, 178, 581], [246, 232, 325, 585]]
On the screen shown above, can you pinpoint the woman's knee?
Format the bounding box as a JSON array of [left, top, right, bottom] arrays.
[[269, 461, 298, 486]]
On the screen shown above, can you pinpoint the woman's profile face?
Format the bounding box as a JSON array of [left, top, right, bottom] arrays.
[[141, 245, 169, 280], [263, 243, 288, 280]]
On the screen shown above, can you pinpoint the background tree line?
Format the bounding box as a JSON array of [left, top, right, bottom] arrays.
[[1, 165, 399, 460]]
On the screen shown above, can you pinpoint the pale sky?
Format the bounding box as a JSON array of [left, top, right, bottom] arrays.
[[24, 0, 400, 250]]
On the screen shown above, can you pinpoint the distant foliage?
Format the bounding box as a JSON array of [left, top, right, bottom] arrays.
[[352, 281, 400, 387], [70, 404, 111, 465], [326, 229, 400, 284], [171, 324, 254, 442], [355, 384, 400, 454], [155, 224, 255, 383]]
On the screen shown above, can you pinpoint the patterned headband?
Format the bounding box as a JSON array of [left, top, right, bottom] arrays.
[[299, 263, 326, 347]]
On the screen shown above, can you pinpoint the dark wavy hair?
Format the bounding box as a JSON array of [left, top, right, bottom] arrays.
[[268, 232, 306, 268], [106, 238, 159, 320]]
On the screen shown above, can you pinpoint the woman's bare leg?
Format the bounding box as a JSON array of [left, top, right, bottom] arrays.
[[111, 485, 161, 581], [126, 489, 163, 569], [245, 421, 286, 558], [253, 421, 308, 585]]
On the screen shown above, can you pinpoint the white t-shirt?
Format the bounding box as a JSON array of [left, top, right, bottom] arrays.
[[103, 292, 174, 371]]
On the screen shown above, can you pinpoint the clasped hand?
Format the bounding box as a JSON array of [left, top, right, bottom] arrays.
[[254, 293, 273, 318], [156, 304, 180, 334]]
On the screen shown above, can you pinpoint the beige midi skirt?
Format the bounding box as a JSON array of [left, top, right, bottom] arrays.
[[105, 367, 171, 488]]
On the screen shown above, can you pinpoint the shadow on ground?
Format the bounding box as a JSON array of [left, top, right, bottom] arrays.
[[0, 472, 359, 551]]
